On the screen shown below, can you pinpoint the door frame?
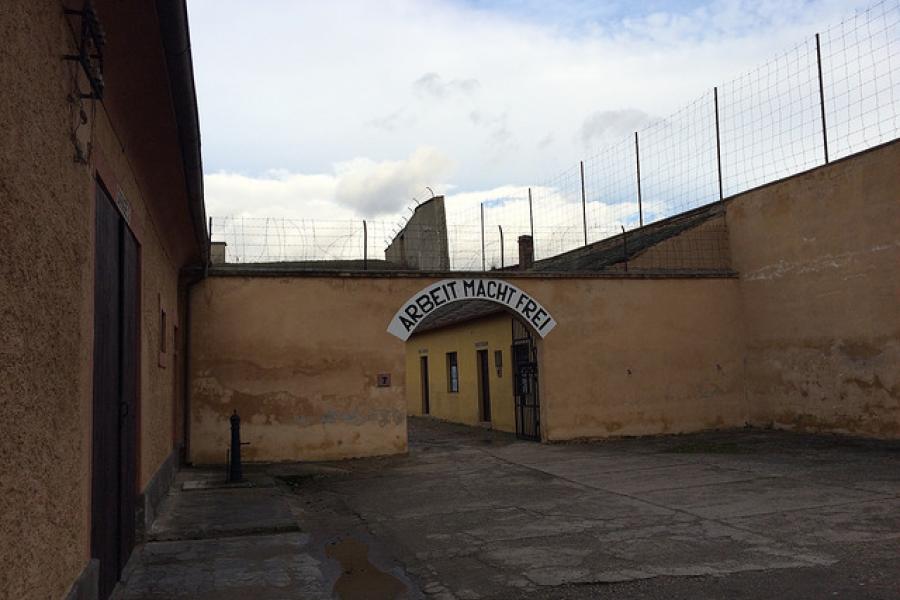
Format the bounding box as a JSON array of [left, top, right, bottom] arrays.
[[420, 355, 430, 415], [91, 176, 141, 599], [476, 349, 491, 422]]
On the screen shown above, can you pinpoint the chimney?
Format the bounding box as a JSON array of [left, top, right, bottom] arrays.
[[518, 235, 534, 270]]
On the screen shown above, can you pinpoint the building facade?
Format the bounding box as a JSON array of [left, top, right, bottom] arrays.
[[1, 2, 205, 598], [405, 312, 517, 433]]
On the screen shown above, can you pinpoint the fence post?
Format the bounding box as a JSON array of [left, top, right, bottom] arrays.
[[580, 161, 587, 246], [527, 187, 534, 239], [815, 33, 830, 164], [634, 132, 644, 227], [363, 220, 368, 270], [528, 187, 534, 257], [498, 225, 504, 269], [621, 225, 628, 273], [480, 202, 486, 272], [714, 86, 724, 201]]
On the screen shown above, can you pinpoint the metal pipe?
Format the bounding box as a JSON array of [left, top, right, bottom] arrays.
[[228, 410, 242, 483], [621, 225, 628, 273], [816, 33, 830, 164], [634, 132, 643, 227], [498, 225, 504, 269], [714, 86, 724, 201], [363, 220, 368, 270], [580, 161, 587, 246]]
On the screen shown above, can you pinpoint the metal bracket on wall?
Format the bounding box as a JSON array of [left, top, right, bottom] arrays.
[[63, 1, 106, 100]]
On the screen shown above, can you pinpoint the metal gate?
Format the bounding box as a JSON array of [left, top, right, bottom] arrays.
[[512, 318, 540, 441], [92, 182, 138, 599]]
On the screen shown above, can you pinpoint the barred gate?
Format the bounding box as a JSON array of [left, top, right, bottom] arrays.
[[512, 318, 540, 441]]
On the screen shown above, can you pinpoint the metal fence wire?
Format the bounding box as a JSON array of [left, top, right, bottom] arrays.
[[211, 0, 900, 270]]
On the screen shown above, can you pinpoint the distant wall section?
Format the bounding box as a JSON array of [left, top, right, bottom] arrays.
[[385, 196, 450, 270], [727, 140, 900, 437]]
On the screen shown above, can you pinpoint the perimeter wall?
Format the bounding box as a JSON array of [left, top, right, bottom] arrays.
[[727, 140, 900, 437], [188, 139, 899, 465]]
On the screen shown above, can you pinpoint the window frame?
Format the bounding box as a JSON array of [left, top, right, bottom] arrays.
[[446, 351, 459, 393]]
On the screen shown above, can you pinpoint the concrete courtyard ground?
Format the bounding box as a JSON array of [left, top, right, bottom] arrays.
[[114, 417, 900, 599]]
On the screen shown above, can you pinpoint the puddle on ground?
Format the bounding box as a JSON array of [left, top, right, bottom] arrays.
[[325, 537, 408, 600]]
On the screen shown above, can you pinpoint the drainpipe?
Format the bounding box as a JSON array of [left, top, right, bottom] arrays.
[[180, 268, 205, 464]]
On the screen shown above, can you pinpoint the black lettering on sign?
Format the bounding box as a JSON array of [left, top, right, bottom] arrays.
[[523, 299, 538, 319], [416, 294, 434, 314], [531, 308, 547, 329], [486, 280, 497, 299], [404, 305, 422, 323], [446, 281, 459, 299], [476, 280, 487, 298], [514, 292, 528, 311], [400, 315, 416, 332], [495, 282, 509, 304], [540, 314, 553, 331], [463, 280, 475, 297], [430, 287, 446, 307]]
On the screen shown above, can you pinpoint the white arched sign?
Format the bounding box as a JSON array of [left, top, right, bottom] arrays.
[[387, 278, 557, 341]]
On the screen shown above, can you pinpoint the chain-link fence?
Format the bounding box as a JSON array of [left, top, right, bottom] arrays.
[[211, 0, 900, 271]]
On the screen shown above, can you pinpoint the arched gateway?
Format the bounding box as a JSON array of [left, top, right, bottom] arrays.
[[386, 278, 557, 341], [388, 279, 556, 441]]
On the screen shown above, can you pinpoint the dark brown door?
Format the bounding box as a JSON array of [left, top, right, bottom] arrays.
[[92, 183, 138, 599], [420, 356, 430, 415], [477, 349, 491, 422]]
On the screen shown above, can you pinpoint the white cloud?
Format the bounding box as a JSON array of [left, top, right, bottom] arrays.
[[580, 109, 652, 148], [334, 147, 454, 216], [413, 73, 481, 99], [206, 147, 453, 220], [190, 0, 890, 263]]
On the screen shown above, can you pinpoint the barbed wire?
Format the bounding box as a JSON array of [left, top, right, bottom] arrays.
[[210, 0, 900, 270]]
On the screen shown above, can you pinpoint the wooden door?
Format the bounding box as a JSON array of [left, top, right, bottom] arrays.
[[420, 356, 430, 415], [477, 349, 491, 422], [91, 183, 138, 599]]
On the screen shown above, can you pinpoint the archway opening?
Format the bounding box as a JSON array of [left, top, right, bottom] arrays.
[[389, 279, 553, 442]]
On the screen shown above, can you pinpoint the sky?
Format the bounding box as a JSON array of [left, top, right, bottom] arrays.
[[188, 0, 880, 256]]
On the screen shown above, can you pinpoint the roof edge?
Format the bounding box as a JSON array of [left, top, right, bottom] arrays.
[[156, 0, 208, 265]]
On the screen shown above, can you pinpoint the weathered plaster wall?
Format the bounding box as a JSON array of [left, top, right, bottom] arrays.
[[1, 2, 199, 597], [727, 140, 900, 437], [528, 278, 748, 440], [191, 274, 745, 458], [0, 4, 94, 597], [189, 277, 416, 464], [405, 313, 516, 433]]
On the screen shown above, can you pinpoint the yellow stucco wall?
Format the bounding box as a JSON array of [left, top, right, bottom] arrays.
[[1, 2, 199, 597], [405, 313, 516, 433], [533, 278, 747, 440], [190, 274, 749, 455], [190, 137, 900, 467], [727, 140, 900, 437], [189, 277, 412, 464]]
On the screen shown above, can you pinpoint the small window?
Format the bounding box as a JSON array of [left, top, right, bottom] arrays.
[[446, 352, 459, 393]]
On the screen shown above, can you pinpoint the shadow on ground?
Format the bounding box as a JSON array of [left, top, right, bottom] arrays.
[[114, 418, 900, 599]]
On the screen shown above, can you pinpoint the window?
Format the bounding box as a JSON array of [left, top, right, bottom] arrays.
[[446, 352, 459, 393]]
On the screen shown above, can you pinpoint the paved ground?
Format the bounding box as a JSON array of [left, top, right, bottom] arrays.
[[115, 418, 900, 599]]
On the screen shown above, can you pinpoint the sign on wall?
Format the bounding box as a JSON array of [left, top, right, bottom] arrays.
[[387, 278, 557, 341]]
